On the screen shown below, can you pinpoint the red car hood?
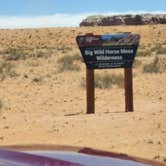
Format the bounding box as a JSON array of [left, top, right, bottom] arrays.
[[0, 149, 82, 166], [0, 145, 165, 166]]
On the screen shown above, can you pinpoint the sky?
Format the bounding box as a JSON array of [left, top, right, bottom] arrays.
[[0, 0, 166, 28]]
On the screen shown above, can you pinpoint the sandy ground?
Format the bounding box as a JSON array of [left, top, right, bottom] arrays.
[[0, 25, 166, 163]]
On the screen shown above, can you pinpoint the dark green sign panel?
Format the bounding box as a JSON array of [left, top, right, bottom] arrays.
[[76, 33, 140, 69]]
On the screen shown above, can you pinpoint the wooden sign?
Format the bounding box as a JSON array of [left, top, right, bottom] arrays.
[[76, 33, 140, 69], [76, 33, 140, 114]]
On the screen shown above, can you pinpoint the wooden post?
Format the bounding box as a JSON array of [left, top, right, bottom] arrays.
[[124, 68, 134, 112], [86, 68, 95, 114]]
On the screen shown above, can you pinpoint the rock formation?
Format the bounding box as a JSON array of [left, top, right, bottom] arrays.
[[80, 14, 166, 26]]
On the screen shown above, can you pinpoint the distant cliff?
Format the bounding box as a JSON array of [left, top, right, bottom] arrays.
[[80, 14, 166, 26]]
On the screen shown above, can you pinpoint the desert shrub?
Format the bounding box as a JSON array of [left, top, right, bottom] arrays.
[[133, 59, 142, 68], [3, 48, 26, 61], [136, 49, 152, 57], [72, 53, 83, 62], [58, 46, 72, 53], [32, 76, 43, 83], [164, 158, 166, 162], [27, 61, 40, 67], [143, 56, 166, 73], [143, 57, 159, 73], [150, 44, 162, 52], [145, 138, 154, 144], [4, 54, 25, 61], [3, 48, 53, 60], [0, 62, 18, 80], [80, 74, 124, 89], [95, 73, 124, 89], [139, 44, 146, 49], [48, 32, 53, 36], [29, 49, 52, 59], [156, 47, 166, 54], [57, 55, 81, 72], [150, 44, 166, 55]]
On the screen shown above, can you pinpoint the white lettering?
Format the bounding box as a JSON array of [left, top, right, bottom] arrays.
[[120, 49, 133, 54], [96, 56, 122, 61], [105, 49, 120, 54], [85, 50, 93, 56], [94, 49, 105, 55]]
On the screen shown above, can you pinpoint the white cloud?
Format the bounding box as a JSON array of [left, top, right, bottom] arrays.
[[0, 14, 88, 29], [0, 11, 165, 29]]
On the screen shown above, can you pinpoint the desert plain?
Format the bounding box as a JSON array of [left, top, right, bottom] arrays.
[[0, 25, 166, 163]]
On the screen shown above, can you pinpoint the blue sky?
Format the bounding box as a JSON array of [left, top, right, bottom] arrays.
[[0, 0, 165, 28]]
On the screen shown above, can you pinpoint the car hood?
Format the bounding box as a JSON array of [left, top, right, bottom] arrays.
[[0, 145, 165, 166]]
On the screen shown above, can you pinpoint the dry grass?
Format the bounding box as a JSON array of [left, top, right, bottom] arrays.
[[157, 47, 166, 54], [0, 62, 18, 80], [57, 54, 81, 72], [0, 25, 166, 49], [133, 58, 142, 68], [143, 56, 166, 73], [95, 73, 124, 89]]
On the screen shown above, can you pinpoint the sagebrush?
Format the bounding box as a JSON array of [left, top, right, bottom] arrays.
[[57, 54, 81, 72]]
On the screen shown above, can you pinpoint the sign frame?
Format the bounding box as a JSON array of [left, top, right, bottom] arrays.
[[76, 33, 140, 114]]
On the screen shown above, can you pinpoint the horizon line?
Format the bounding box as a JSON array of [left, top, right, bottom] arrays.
[[0, 11, 165, 29]]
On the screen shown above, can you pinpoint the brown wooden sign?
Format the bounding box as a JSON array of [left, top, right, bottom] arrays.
[[76, 33, 140, 69], [76, 33, 140, 114]]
